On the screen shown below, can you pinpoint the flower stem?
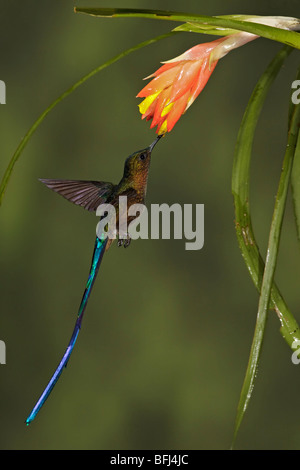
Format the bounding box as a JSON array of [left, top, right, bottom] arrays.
[[74, 8, 300, 50]]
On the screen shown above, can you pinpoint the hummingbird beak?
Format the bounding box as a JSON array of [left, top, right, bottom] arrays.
[[149, 134, 163, 152]]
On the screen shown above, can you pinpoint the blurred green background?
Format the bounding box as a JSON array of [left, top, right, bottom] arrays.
[[0, 0, 300, 450]]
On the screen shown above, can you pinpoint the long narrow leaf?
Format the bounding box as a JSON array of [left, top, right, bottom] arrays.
[[172, 22, 245, 36], [232, 53, 300, 445], [232, 46, 300, 350], [291, 135, 300, 242], [173, 15, 299, 37], [74, 8, 300, 50], [291, 69, 300, 244], [0, 31, 177, 206]]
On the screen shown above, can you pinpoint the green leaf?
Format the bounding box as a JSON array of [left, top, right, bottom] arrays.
[[0, 31, 177, 206], [291, 69, 300, 244], [74, 8, 300, 49], [232, 49, 300, 446], [173, 15, 261, 36], [172, 22, 240, 36], [291, 135, 300, 242], [232, 45, 300, 350]]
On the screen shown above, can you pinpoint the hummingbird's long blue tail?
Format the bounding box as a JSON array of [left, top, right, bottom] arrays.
[[26, 236, 108, 425]]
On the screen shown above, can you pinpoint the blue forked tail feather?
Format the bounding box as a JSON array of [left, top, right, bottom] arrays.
[[26, 235, 108, 425]]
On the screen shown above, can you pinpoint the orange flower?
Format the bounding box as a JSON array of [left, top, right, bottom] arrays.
[[137, 33, 258, 134]]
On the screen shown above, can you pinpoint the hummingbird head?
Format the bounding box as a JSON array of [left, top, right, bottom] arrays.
[[123, 135, 163, 185]]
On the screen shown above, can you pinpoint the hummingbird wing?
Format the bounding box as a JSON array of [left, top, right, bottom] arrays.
[[26, 235, 108, 425], [39, 179, 114, 212]]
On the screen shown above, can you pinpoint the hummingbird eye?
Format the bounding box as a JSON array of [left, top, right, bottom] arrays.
[[139, 153, 146, 161]]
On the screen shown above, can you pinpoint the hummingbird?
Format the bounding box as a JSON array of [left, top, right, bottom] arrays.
[[25, 135, 162, 425]]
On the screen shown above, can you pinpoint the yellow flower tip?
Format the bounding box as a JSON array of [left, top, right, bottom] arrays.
[[160, 101, 174, 117], [185, 95, 195, 112], [158, 120, 168, 135], [138, 92, 160, 115]]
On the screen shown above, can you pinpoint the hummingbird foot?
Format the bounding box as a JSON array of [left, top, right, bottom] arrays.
[[118, 235, 131, 248]]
